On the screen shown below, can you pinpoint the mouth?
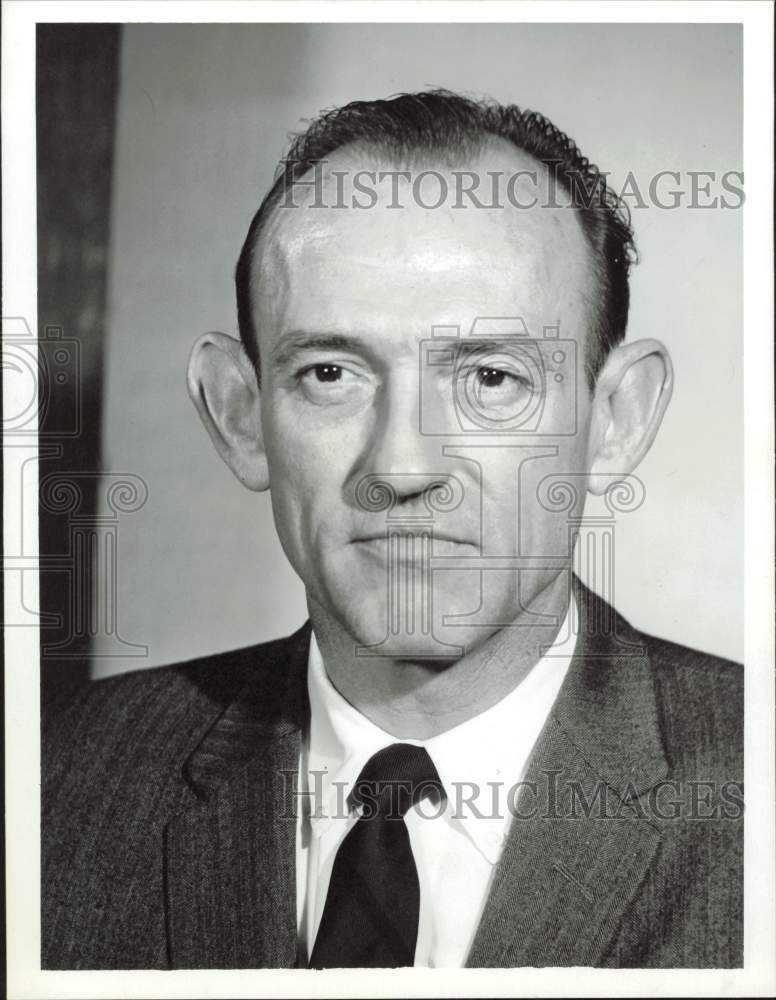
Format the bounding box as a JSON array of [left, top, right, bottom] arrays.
[[351, 533, 477, 555]]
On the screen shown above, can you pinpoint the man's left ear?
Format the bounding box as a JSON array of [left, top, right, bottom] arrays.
[[586, 338, 674, 494]]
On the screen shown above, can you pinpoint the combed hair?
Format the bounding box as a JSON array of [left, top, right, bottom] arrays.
[[235, 89, 636, 387]]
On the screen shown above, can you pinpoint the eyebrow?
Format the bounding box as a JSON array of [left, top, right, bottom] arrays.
[[269, 332, 376, 369], [444, 337, 569, 371]]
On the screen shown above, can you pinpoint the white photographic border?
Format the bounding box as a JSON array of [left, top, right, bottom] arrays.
[[3, 1, 774, 997]]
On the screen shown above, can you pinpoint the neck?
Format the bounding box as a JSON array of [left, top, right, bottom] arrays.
[[309, 573, 572, 739]]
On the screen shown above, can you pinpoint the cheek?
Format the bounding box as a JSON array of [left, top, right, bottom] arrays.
[[523, 438, 592, 547], [475, 432, 592, 552], [262, 408, 353, 555]]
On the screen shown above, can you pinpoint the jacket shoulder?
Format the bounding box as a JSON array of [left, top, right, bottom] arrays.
[[42, 630, 305, 785], [644, 631, 742, 706], [641, 631, 743, 776]]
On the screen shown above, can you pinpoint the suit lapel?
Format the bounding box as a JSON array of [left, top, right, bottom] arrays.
[[467, 582, 667, 967], [164, 623, 311, 968]]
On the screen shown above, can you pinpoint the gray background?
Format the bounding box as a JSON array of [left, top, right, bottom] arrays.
[[93, 22, 743, 676]]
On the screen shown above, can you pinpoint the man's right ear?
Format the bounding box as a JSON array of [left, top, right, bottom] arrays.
[[186, 332, 269, 491]]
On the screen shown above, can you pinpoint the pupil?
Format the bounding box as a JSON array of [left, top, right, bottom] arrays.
[[316, 365, 341, 382], [479, 367, 505, 387]]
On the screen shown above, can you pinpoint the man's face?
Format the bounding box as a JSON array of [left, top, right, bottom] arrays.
[[252, 143, 597, 657]]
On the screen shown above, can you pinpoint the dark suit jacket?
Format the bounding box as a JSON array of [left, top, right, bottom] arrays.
[[42, 582, 743, 969]]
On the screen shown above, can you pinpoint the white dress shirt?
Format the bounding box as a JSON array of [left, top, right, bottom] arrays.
[[295, 598, 577, 967]]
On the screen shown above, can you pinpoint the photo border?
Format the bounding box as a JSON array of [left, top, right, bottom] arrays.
[[3, 1, 774, 997]]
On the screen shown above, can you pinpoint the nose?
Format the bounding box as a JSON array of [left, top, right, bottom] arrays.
[[351, 370, 443, 506]]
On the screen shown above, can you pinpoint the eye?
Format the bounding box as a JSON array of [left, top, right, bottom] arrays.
[[310, 364, 343, 383], [476, 367, 512, 389], [449, 357, 538, 419], [297, 362, 369, 405], [459, 364, 531, 396]]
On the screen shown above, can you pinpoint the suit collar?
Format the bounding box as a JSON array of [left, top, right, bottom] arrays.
[[553, 577, 668, 797], [182, 620, 311, 801]]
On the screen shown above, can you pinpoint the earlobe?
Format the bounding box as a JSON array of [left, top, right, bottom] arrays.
[[187, 331, 270, 491], [587, 339, 674, 495]]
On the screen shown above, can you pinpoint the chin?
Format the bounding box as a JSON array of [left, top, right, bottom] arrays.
[[324, 568, 507, 661]]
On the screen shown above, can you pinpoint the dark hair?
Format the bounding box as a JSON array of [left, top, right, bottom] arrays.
[[235, 89, 636, 387]]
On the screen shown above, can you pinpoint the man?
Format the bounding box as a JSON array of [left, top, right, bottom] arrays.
[[42, 90, 743, 969]]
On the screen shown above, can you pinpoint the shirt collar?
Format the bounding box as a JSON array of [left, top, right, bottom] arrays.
[[306, 595, 577, 864]]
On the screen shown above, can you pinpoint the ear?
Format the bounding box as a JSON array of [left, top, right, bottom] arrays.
[[586, 338, 674, 494], [187, 331, 269, 491]]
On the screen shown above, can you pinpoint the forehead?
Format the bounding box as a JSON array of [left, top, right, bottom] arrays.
[[253, 140, 596, 345]]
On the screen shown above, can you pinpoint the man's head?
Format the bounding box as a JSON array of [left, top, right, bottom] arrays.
[[188, 90, 672, 659]]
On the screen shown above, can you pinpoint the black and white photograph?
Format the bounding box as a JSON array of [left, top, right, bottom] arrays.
[[3, 2, 774, 997]]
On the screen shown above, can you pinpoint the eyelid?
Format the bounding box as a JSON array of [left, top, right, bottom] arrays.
[[296, 358, 364, 378], [455, 363, 529, 379]]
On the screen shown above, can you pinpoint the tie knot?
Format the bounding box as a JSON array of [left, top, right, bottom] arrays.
[[349, 743, 443, 819]]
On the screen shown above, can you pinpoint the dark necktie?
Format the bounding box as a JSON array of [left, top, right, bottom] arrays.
[[308, 742, 443, 968]]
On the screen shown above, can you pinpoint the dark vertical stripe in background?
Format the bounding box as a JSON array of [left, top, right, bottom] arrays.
[[36, 25, 121, 705]]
